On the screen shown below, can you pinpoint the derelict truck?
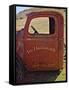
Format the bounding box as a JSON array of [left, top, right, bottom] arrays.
[[16, 11, 64, 75]]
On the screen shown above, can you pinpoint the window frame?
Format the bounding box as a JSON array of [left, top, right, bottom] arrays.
[[28, 16, 56, 36]]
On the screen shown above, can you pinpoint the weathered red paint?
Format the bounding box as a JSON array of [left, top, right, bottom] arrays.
[[16, 11, 64, 71]]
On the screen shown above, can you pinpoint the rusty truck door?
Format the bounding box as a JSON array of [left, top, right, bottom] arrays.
[[29, 16, 59, 71], [24, 12, 62, 71]]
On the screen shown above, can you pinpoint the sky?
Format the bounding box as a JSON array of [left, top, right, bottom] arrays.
[[16, 6, 31, 14]]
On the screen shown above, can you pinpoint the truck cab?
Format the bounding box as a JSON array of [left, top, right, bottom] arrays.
[[16, 11, 64, 72]]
